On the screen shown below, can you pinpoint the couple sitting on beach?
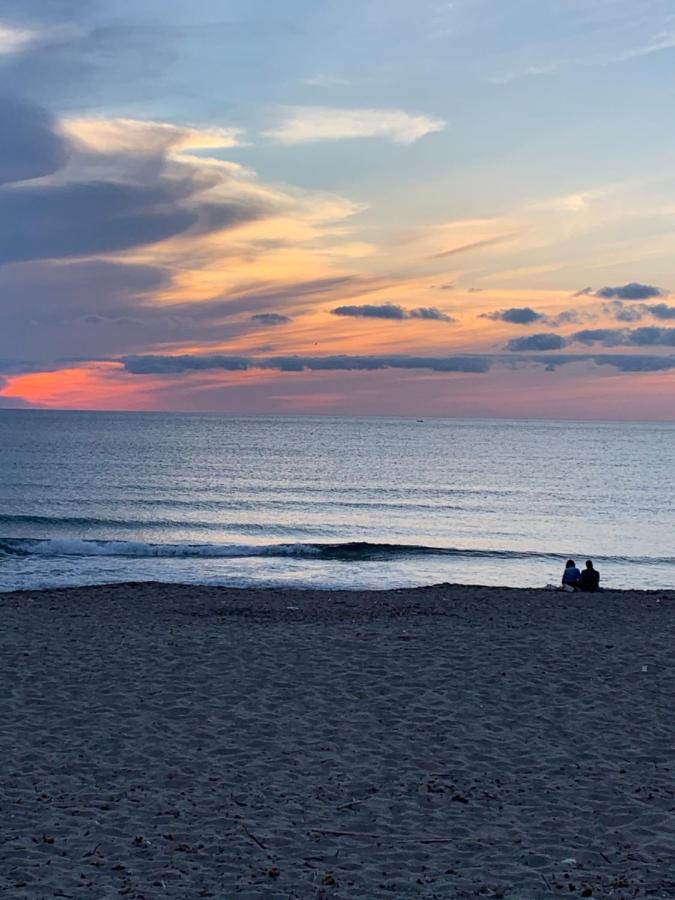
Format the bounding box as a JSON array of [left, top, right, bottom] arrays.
[[562, 559, 600, 592]]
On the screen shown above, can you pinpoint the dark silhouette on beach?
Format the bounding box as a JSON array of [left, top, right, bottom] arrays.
[[578, 559, 600, 592]]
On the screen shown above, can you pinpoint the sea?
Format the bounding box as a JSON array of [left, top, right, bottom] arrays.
[[0, 410, 673, 593]]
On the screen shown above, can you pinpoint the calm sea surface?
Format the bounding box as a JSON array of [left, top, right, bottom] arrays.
[[0, 410, 673, 592]]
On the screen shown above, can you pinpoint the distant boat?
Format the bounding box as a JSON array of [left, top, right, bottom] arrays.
[[416, 418, 424, 422]]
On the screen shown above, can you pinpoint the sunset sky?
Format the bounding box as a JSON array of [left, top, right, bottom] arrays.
[[2, 0, 675, 418]]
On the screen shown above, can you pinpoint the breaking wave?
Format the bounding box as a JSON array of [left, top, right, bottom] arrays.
[[0, 538, 669, 564]]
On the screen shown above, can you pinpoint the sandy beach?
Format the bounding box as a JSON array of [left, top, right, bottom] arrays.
[[1, 582, 674, 899]]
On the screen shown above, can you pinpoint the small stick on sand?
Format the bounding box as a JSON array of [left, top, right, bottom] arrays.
[[336, 797, 371, 811], [241, 822, 267, 850], [310, 829, 455, 843]]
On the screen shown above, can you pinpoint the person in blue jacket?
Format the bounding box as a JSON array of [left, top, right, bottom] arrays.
[[561, 559, 581, 588]]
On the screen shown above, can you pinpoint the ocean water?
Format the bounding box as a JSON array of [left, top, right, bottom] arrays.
[[0, 410, 673, 593]]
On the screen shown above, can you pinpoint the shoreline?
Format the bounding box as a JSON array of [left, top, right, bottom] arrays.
[[4, 580, 675, 600], [2, 582, 674, 898]]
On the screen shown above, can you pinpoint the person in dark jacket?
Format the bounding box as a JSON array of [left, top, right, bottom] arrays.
[[578, 560, 600, 592], [562, 559, 581, 588]]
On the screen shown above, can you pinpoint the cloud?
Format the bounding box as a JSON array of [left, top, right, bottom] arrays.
[[0, 101, 274, 266], [303, 74, 351, 87], [429, 233, 517, 260], [64, 117, 244, 156], [0, 95, 70, 186], [646, 303, 675, 320], [263, 106, 445, 145], [572, 326, 675, 347], [595, 282, 663, 300], [409, 307, 455, 322], [333, 303, 406, 320], [116, 351, 675, 378], [0, 268, 370, 360], [604, 301, 645, 323], [250, 313, 291, 326], [482, 307, 543, 325], [538, 354, 675, 373], [549, 310, 581, 326], [0, 181, 200, 263], [573, 329, 626, 346], [0, 98, 278, 263], [629, 327, 675, 346], [489, 27, 675, 85], [121, 353, 493, 375], [0, 24, 37, 55], [505, 333, 567, 351], [332, 303, 453, 322]]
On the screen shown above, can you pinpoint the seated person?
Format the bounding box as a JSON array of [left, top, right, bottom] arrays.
[[578, 559, 600, 592], [562, 559, 581, 588]]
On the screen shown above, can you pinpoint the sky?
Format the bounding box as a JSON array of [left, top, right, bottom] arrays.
[[1, 0, 675, 419]]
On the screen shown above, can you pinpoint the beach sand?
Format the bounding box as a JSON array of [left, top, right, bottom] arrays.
[[1, 583, 674, 899]]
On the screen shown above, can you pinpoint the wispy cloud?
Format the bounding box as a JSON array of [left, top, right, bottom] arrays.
[[302, 74, 351, 87], [490, 29, 675, 84], [263, 106, 445, 145], [63, 117, 244, 156], [429, 233, 518, 260], [0, 23, 37, 55]]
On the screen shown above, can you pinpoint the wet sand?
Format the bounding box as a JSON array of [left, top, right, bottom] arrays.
[[1, 582, 674, 898]]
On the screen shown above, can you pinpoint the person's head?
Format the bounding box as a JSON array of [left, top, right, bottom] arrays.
[[565, 559, 576, 568], [585, 560, 594, 569]]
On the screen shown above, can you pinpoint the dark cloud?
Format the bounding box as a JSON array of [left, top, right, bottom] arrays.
[[332, 303, 407, 320], [0, 181, 266, 264], [122, 355, 251, 374], [592, 354, 675, 372], [483, 307, 580, 327], [332, 303, 453, 322], [596, 282, 663, 300], [550, 310, 580, 326], [250, 313, 291, 326], [121, 354, 493, 375], [647, 303, 675, 320], [117, 351, 675, 378], [574, 287, 593, 297], [0, 12, 173, 110], [605, 301, 645, 323], [573, 329, 625, 346], [572, 327, 675, 347], [0, 260, 168, 316], [505, 333, 567, 351], [0, 90, 268, 266], [629, 326, 675, 346], [0, 270, 374, 360], [409, 307, 455, 322], [0, 95, 70, 186], [0, 260, 177, 358], [482, 307, 543, 325]]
